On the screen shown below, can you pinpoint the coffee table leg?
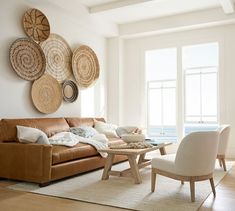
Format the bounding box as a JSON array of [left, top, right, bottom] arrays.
[[159, 147, 166, 155], [138, 153, 146, 164], [128, 155, 142, 184], [102, 154, 114, 180]]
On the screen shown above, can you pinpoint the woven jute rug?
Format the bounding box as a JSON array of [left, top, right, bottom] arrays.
[[9, 161, 233, 211]]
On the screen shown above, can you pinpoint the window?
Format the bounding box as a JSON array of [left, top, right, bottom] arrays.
[[183, 43, 219, 134], [145, 42, 219, 141], [145, 48, 177, 141]]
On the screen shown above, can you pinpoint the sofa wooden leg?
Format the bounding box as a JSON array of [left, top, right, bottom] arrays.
[[181, 180, 184, 185], [39, 182, 50, 187]]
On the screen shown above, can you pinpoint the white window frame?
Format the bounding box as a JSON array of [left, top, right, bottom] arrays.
[[147, 79, 176, 137], [184, 65, 218, 124]]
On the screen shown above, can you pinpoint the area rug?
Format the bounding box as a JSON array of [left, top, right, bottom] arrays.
[[9, 161, 233, 211]]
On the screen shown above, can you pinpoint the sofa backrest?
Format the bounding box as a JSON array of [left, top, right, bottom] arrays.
[[0, 118, 70, 142], [0, 117, 106, 142], [65, 117, 105, 127]]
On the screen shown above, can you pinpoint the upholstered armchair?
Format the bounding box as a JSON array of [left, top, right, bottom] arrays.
[[151, 131, 219, 202], [217, 125, 231, 171]]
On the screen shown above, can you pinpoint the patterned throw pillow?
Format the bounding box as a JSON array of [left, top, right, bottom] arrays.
[[70, 126, 98, 138]]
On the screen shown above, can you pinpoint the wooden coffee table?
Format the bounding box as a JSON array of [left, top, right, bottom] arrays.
[[98, 143, 171, 184]]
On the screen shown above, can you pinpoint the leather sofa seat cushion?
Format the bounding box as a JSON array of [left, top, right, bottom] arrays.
[[52, 138, 125, 165], [65, 117, 105, 127], [0, 118, 70, 142]]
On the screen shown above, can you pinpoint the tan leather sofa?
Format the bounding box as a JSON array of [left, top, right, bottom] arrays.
[[0, 117, 126, 186]]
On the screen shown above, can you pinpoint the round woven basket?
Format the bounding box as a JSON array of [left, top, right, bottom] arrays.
[[40, 34, 72, 83], [62, 80, 79, 103], [72, 45, 100, 88], [9, 38, 46, 81], [31, 74, 62, 114], [22, 8, 50, 42]]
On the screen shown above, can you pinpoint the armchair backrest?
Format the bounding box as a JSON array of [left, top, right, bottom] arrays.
[[175, 131, 219, 176], [217, 125, 230, 155]]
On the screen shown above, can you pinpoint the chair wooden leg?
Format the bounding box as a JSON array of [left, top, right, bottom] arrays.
[[151, 170, 156, 192], [209, 177, 216, 197], [221, 158, 227, 171], [218, 158, 222, 167], [190, 179, 195, 202], [181, 181, 184, 185]]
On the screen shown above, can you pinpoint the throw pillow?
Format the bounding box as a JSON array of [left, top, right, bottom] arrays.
[[49, 132, 80, 147], [17, 125, 50, 145], [70, 126, 98, 138], [94, 119, 118, 138]]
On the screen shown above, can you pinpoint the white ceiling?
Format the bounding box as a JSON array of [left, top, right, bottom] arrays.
[[78, 0, 234, 24], [78, 0, 119, 7]]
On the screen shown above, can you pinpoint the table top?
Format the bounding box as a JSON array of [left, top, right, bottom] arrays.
[[98, 142, 172, 155]]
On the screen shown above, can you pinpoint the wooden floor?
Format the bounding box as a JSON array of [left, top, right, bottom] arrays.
[[0, 163, 235, 211]]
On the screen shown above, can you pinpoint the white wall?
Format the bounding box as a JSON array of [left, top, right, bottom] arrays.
[[0, 0, 107, 118], [108, 24, 235, 158]]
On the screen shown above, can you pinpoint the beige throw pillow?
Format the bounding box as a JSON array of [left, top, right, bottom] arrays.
[[17, 125, 50, 145], [94, 120, 118, 138]]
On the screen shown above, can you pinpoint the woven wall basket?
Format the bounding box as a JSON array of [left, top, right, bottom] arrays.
[[23, 8, 50, 42], [72, 45, 100, 88], [62, 80, 79, 103], [31, 74, 62, 114], [9, 38, 46, 81], [40, 34, 72, 83]]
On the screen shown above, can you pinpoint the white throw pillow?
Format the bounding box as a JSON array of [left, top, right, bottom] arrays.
[[17, 125, 50, 145], [94, 120, 118, 138], [49, 132, 80, 147]]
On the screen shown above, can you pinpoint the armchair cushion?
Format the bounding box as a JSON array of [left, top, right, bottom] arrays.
[[151, 154, 176, 173]]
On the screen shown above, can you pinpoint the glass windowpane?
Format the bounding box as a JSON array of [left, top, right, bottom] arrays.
[[185, 74, 200, 116], [183, 43, 218, 69], [162, 88, 176, 125], [145, 48, 177, 81], [201, 73, 217, 116], [149, 89, 162, 125]]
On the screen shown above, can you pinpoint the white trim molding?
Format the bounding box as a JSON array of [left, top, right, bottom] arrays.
[[219, 0, 234, 14]]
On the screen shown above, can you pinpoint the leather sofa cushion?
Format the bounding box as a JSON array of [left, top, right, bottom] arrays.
[[52, 138, 125, 165], [65, 117, 105, 127], [0, 118, 70, 142]]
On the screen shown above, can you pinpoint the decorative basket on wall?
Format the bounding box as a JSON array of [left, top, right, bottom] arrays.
[[40, 33, 73, 83], [9, 38, 46, 81], [22, 8, 50, 42], [31, 74, 62, 114], [72, 45, 100, 88], [62, 80, 79, 103]]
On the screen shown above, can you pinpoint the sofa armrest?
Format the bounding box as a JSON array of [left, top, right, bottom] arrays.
[[0, 142, 52, 183]]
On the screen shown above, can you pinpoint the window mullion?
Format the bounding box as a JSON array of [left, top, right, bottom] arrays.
[[161, 82, 164, 135], [200, 72, 203, 124]]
